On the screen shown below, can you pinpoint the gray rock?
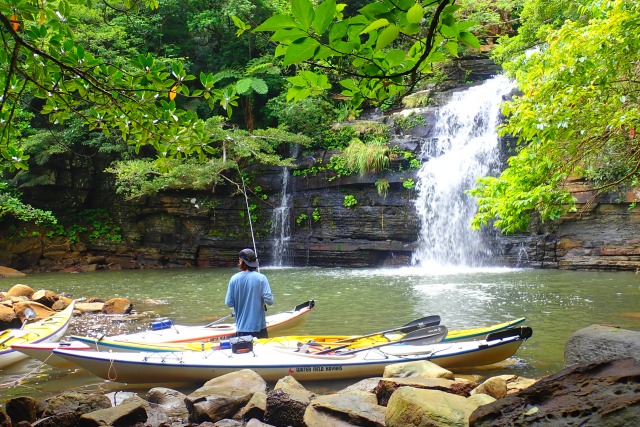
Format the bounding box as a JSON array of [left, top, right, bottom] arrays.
[[77, 401, 147, 427], [564, 324, 640, 367], [185, 386, 253, 423], [304, 391, 385, 427], [469, 357, 640, 426], [5, 396, 37, 424], [38, 391, 112, 418], [264, 387, 314, 427], [385, 388, 480, 427]]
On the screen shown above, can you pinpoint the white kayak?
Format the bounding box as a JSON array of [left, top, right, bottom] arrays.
[[11, 300, 314, 369], [52, 327, 532, 383]]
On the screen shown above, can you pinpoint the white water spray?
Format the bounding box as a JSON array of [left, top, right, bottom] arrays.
[[412, 76, 515, 268], [269, 145, 299, 267]]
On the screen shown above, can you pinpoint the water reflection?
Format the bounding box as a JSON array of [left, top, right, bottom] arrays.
[[1, 267, 639, 401]]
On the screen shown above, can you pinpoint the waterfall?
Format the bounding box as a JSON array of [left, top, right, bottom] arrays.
[[412, 76, 515, 268], [269, 146, 298, 267]]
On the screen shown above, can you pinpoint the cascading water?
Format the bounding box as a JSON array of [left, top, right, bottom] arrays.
[[412, 75, 515, 268], [269, 145, 299, 267]]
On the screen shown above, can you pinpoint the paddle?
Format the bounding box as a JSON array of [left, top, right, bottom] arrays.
[[338, 325, 448, 356], [332, 314, 441, 344], [485, 326, 533, 342], [205, 313, 234, 328], [315, 317, 443, 355], [0, 308, 37, 347]]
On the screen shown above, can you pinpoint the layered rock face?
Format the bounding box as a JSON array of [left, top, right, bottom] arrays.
[[2, 55, 640, 271]]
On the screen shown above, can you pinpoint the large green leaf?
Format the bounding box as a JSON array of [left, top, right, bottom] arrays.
[[406, 3, 423, 24], [313, 0, 336, 35], [292, 0, 315, 31], [251, 78, 268, 95], [458, 31, 480, 49], [283, 37, 320, 65], [360, 18, 389, 35], [254, 14, 298, 32], [375, 24, 399, 51]]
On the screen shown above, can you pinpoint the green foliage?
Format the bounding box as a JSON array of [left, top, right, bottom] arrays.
[[312, 207, 321, 222], [343, 137, 390, 175], [343, 194, 358, 208], [471, 0, 640, 233], [265, 94, 336, 145], [402, 178, 416, 190], [394, 112, 427, 133], [375, 178, 390, 198], [244, 0, 481, 111], [0, 182, 57, 225], [296, 213, 308, 225]]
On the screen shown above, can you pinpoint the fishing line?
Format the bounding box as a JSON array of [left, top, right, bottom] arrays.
[[239, 174, 260, 272]]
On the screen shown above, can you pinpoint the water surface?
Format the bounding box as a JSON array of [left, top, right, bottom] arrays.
[[1, 267, 638, 400]]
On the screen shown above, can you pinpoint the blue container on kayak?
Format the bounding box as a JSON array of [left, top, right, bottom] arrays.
[[151, 319, 173, 330]]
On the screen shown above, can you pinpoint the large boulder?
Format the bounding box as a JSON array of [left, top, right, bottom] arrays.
[[185, 386, 254, 423], [564, 324, 640, 367], [385, 387, 482, 427], [6, 284, 35, 298], [304, 391, 386, 427], [469, 357, 640, 426], [0, 266, 26, 277], [101, 297, 132, 314], [5, 396, 38, 424], [78, 400, 147, 427], [37, 391, 112, 418], [374, 377, 476, 406]]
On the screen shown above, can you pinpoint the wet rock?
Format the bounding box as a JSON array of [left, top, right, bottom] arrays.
[[185, 386, 253, 423], [31, 411, 79, 427], [0, 304, 20, 328], [0, 410, 9, 427], [385, 387, 481, 427], [74, 302, 104, 313], [374, 377, 476, 406], [146, 387, 189, 423], [304, 391, 385, 427], [78, 400, 147, 427], [383, 360, 455, 380], [469, 357, 640, 427], [37, 391, 112, 418], [102, 297, 132, 314], [13, 301, 55, 321], [51, 299, 70, 311], [264, 386, 315, 427], [564, 324, 640, 367], [470, 376, 508, 399], [232, 390, 266, 422], [203, 369, 268, 394], [120, 394, 169, 427], [7, 284, 35, 298], [31, 289, 59, 308], [338, 377, 382, 393], [0, 266, 26, 277], [5, 396, 37, 424]]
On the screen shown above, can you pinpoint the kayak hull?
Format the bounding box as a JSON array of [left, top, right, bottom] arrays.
[[53, 330, 530, 384]]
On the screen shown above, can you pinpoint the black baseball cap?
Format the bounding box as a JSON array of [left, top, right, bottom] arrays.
[[239, 248, 259, 267]]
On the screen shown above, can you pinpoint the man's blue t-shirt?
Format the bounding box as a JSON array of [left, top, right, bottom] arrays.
[[225, 270, 274, 333]]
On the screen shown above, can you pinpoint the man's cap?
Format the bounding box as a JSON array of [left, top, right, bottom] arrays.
[[239, 248, 259, 267]]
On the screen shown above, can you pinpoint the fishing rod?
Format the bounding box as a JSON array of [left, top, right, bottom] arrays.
[[239, 173, 267, 312], [239, 174, 259, 272]]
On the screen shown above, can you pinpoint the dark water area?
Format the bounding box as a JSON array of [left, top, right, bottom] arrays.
[[1, 267, 639, 402]]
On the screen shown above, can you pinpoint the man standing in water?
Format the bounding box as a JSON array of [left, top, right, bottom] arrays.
[[225, 248, 274, 338]]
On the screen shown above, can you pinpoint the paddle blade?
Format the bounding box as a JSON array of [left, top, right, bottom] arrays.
[[340, 325, 448, 355], [486, 326, 533, 342], [401, 325, 448, 345], [402, 315, 441, 330]]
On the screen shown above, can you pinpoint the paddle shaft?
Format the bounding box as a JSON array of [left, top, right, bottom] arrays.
[[332, 314, 441, 344], [339, 325, 448, 356], [204, 313, 234, 328]]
